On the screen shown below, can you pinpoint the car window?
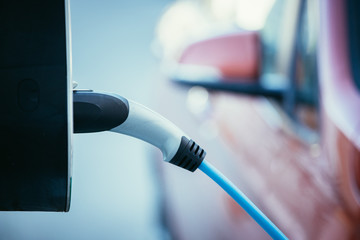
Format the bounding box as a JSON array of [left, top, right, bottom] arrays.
[[261, 0, 320, 141], [347, 0, 360, 91], [294, 0, 319, 131]]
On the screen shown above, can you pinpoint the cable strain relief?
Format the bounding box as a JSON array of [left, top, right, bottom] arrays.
[[169, 136, 206, 172]]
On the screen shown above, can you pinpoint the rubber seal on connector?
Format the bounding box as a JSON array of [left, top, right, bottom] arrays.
[[169, 136, 206, 172]]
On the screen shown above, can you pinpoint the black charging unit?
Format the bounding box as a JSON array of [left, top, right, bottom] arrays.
[[0, 0, 72, 211]]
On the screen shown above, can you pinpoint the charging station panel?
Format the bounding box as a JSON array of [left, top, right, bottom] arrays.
[[0, 0, 72, 211]]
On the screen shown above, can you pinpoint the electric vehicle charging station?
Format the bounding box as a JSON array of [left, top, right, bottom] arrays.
[[0, 0, 289, 239], [3, 0, 360, 239]]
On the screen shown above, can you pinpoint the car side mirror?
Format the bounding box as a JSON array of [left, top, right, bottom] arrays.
[[169, 31, 285, 101], [177, 31, 261, 81]]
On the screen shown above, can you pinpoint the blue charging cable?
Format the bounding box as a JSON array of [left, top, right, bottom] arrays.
[[198, 160, 288, 240]]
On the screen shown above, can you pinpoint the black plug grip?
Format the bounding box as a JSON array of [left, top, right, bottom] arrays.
[[73, 90, 129, 133], [169, 136, 206, 172]]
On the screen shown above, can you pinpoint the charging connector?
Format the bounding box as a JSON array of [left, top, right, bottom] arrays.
[[73, 90, 205, 171]]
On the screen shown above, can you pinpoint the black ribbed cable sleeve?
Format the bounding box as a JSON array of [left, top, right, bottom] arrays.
[[169, 136, 206, 172]]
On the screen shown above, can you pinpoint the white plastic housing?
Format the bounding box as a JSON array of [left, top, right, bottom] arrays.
[[110, 100, 187, 162]]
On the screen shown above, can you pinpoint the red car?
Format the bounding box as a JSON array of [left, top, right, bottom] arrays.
[[154, 0, 360, 239]]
